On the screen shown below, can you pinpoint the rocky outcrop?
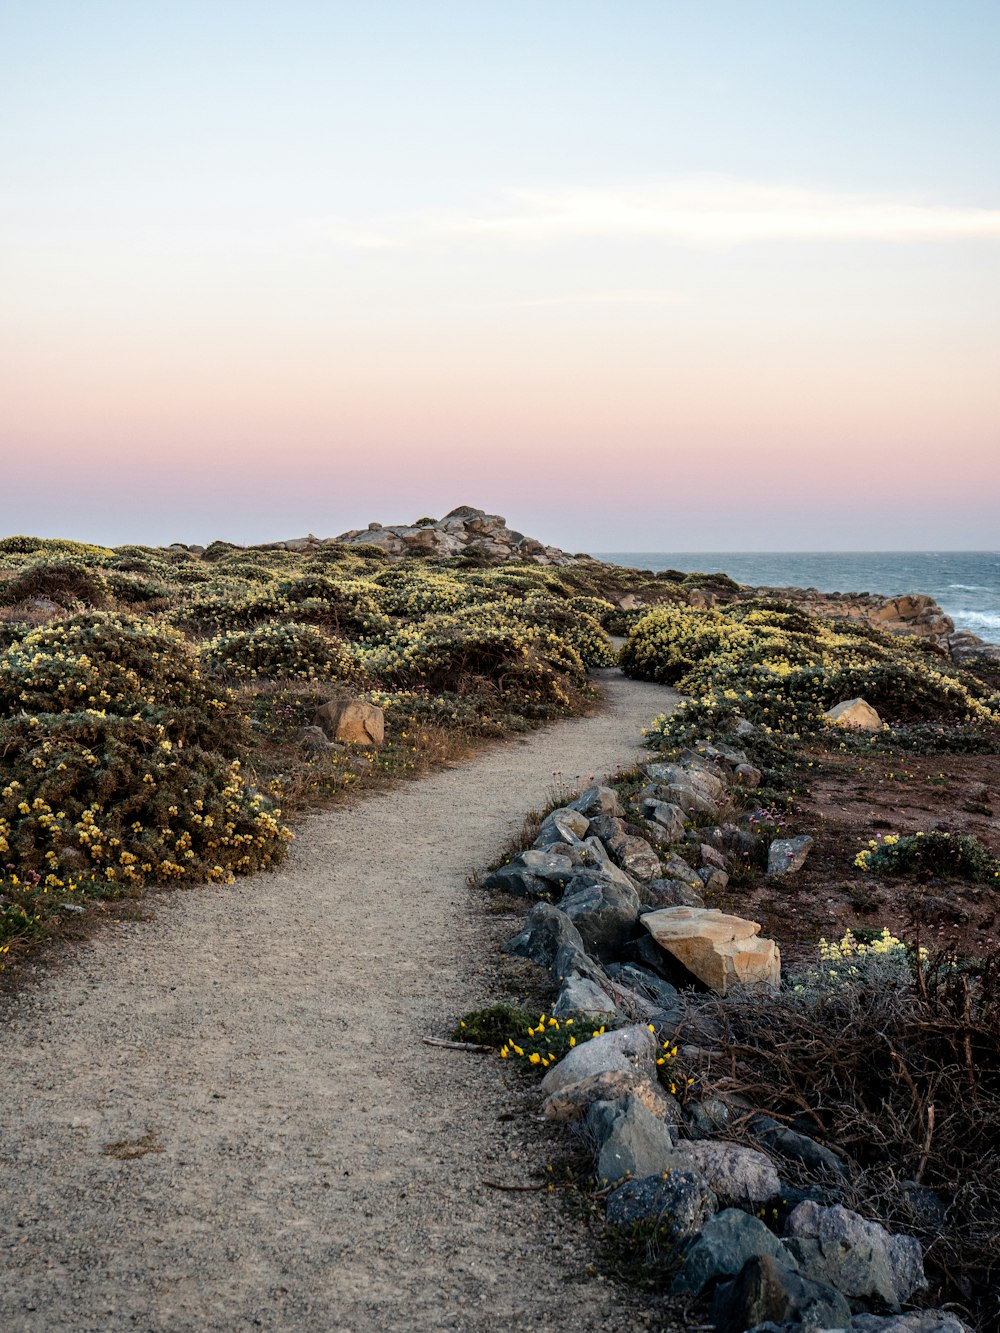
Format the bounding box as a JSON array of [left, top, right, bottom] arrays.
[[329, 506, 586, 566]]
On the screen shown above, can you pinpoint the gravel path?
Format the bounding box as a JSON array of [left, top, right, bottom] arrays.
[[0, 671, 679, 1333]]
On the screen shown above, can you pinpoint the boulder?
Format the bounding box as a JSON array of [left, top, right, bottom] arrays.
[[609, 835, 661, 883], [699, 867, 730, 894], [560, 875, 642, 958], [588, 1094, 680, 1185], [587, 814, 627, 846], [783, 1201, 926, 1310], [314, 697, 385, 746], [648, 760, 728, 803], [483, 849, 577, 896], [540, 1023, 657, 1095], [679, 1140, 781, 1205], [672, 1208, 788, 1295], [552, 942, 613, 990], [570, 785, 624, 819], [542, 1069, 676, 1123], [606, 1170, 717, 1240], [502, 903, 584, 969], [641, 799, 687, 841], [646, 878, 706, 909], [659, 852, 706, 889], [553, 972, 618, 1019], [534, 806, 590, 849], [825, 697, 883, 731], [642, 907, 781, 995], [605, 963, 680, 1011], [711, 1254, 852, 1333], [766, 835, 814, 877]]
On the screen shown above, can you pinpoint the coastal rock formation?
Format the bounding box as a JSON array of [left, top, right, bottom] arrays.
[[330, 505, 585, 565]]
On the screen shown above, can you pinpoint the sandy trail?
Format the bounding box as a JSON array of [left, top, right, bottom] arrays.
[[0, 671, 678, 1333]]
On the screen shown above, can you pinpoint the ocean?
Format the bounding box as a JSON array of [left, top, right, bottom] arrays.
[[592, 552, 1000, 645]]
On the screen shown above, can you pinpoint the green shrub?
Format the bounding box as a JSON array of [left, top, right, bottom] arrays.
[[204, 623, 358, 682], [0, 561, 110, 610], [855, 831, 1000, 882]]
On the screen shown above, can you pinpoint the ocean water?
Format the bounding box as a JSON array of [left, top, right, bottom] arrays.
[[592, 552, 1000, 645]]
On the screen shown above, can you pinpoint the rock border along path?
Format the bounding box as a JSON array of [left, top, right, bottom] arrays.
[[0, 670, 678, 1333]]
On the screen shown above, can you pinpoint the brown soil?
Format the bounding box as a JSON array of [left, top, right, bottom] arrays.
[[714, 744, 1000, 967]]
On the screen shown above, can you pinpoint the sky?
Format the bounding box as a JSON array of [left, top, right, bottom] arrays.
[[2, 0, 998, 550]]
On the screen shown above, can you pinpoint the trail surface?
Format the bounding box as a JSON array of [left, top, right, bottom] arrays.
[[0, 671, 678, 1333]]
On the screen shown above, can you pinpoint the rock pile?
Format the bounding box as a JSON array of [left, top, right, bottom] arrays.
[[312, 505, 584, 565], [490, 752, 966, 1332]]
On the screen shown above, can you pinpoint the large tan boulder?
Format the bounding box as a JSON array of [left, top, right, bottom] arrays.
[[824, 697, 882, 731], [314, 697, 385, 746], [642, 907, 780, 995]]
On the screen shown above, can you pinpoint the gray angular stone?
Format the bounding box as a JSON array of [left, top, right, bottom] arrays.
[[699, 867, 730, 893], [641, 799, 687, 841], [673, 1208, 788, 1295], [551, 942, 611, 989], [606, 1170, 717, 1240], [749, 1116, 849, 1178], [553, 972, 618, 1018], [610, 835, 661, 883], [570, 784, 624, 818], [587, 814, 627, 846], [576, 835, 611, 866], [767, 835, 815, 876], [502, 903, 584, 968], [659, 853, 705, 889], [534, 806, 590, 849], [783, 1201, 926, 1311], [679, 1140, 781, 1204], [605, 963, 680, 1010], [588, 1093, 681, 1184], [483, 849, 577, 896], [712, 1254, 852, 1333], [560, 875, 641, 958], [646, 878, 706, 908], [540, 1023, 657, 1095]]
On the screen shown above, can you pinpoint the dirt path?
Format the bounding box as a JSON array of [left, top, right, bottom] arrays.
[[0, 671, 678, 1333]]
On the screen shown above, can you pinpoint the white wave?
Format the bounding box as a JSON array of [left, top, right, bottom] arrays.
[[957, 612, 1000, 631], [948, 583, 988, 591]]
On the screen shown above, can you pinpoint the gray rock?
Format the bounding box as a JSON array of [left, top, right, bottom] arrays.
[[701, 823, 760, 860], [851, 1313, 971, 1333], [552, 942, 612, 989], [648, 760, 728, 803], [699, 867, 730, 893], [700, 843, 728, 870], [540, 1023, 657, 1095], [576, 835, 612, 867], [605, 963, 680, 1010], [646, 878, 706, 908], [534, 806, 590, 849], [560, 875, 641, 958], [767, 835, 815, 876], [553, 972, 618, 1018], [641, 799, 687, 841], [783, 1201, 926, 1310], [588, 1093, 680, 1184], [606, 1170, 717, 1240], [679, 1140, 781, 1205], [587, 814, 627, 846], [712, 1254, 852, 1333], [609, 835, 661, 883], [659, 853, 705, 889], [570, 785, 624, 819], [684, 1096, 737, 1137], [656, 780, 719, 818], [502, 902, 584, 968], [673, 1208, 788, 1295], [749, 1116, 849, 1178], [734, 762, 763, 788], [482, 849, 577, 896]]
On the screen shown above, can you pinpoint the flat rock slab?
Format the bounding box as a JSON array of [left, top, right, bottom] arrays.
[[642, 906, 780, 994]]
